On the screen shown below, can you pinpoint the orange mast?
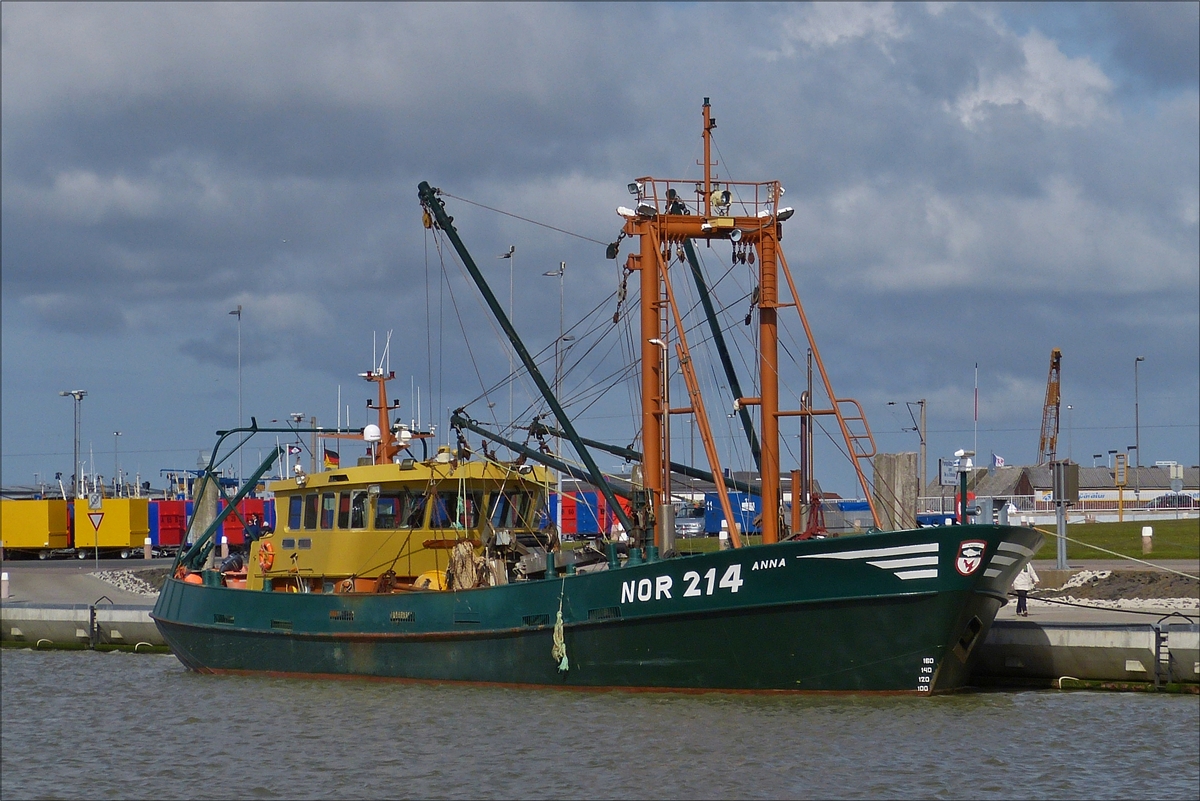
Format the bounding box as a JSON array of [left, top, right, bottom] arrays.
[[620, 99, 882, 547]]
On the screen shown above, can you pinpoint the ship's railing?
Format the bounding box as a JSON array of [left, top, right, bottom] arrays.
[[627, 177, 784, 219]]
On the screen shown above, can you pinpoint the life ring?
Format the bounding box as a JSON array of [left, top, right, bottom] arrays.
[[258, 541, 275, 572]]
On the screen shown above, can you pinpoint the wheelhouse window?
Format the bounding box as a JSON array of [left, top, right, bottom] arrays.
[[349, 490, 367, 529], [337, 492, 351, 528], [430, 491, 482, 530], [375, 491, 427, 529], [320, 492, 336, 529], [303, 494, 318, 529], [489, 491, 533, 529], [288, 495, 302, 530]]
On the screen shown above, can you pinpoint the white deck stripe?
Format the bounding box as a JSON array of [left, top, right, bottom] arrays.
[[866, 556, 939, 569], [795, 542, 938, 561], [989, 554, 1017, 565], [996, 541, 1035, 557], [894, 569, 939, 580], [984, 568, 1003, 577]]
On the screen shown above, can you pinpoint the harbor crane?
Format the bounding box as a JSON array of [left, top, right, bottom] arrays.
[[1036, 348, 1062, 465]]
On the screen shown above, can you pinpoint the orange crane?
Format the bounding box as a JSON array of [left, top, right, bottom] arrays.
[[1036, 348, 1062, 465]]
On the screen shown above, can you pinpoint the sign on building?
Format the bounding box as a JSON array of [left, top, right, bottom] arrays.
[[938, 459, 959, 487]]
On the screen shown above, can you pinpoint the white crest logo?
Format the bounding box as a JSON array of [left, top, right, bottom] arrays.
[[955, 540, 987, 576]]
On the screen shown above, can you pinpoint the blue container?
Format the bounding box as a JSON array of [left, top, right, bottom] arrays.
[[704, 491, 762, 535], [148, 499, 161, 547], [575, 492, 601, 535]]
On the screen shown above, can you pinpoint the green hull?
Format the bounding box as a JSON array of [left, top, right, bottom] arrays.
[[153, 524, 1041, 693]]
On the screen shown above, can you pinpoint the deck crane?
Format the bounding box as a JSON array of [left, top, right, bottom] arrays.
[[1036, 348, 1062, 465]]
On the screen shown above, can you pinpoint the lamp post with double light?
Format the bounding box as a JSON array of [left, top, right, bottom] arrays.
[[113, 431, 122, 497], [59, 390, 87, 498]]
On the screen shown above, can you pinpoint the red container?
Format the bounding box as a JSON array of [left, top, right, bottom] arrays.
[[559, 493, 578, 535], [156, 500, 188, 548]]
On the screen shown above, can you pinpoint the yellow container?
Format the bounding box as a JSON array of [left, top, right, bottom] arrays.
[[0, 499, 70, 552], [73, 498, 150, 550]]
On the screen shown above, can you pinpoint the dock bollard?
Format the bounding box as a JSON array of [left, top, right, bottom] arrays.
[[1142, 526, 1153, 555], [1, 572, 9, 599], [220, 535, 229, 559], [143, 537, 152, 560]]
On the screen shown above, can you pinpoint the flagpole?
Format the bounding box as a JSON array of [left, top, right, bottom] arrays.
[[973, 363, 978, 465]]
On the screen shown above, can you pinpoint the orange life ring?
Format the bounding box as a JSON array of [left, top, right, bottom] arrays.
[[258, 541, 275, 572]]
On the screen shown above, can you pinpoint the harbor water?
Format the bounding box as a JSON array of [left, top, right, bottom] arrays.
[[2, 649, 1197, 800]]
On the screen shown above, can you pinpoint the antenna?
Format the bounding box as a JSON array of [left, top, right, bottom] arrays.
[[378, 330, 393, 376]]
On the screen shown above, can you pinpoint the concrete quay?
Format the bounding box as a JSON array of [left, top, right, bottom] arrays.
[[1, 558, 1197, 691], [0, 558, 165, 649]]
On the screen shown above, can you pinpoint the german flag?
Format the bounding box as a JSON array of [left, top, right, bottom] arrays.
[[323, 448, 340, 469]]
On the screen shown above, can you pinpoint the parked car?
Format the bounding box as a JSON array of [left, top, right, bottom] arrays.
[[675, 502, 706, 538], [1148, 494, 1195, 509]]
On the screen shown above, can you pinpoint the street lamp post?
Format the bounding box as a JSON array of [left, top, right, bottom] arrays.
[[1065, 405, 1073, 462], [230, 305, 242, 480], [113, 431, 122, 497], [1134, 356, 1144, 499], [59, 390, 87, 498], [887, 399, 927, 505], [500, 246, 516, 423], [542, 262, 566, 538]]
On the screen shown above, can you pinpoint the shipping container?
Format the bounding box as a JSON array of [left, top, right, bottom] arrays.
[[154, 499, 188, 549], [704, 491, 762, 535], [0, 499, 70, 557], [71, 497, 150, 558]]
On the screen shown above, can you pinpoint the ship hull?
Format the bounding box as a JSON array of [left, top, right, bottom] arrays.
[[153, 524, 1040, 693]]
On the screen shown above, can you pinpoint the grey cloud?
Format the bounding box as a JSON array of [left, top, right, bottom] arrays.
[[1103, 2, 1200, 90], [2, 2, 1196, 491]]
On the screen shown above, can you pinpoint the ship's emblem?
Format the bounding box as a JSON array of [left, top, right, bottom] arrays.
[[955, 540, 987, 576]]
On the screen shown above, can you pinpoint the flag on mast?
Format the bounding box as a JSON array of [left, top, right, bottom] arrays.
[[323, 448, 340, 469]]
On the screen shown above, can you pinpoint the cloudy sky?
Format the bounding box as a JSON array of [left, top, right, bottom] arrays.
[[3, 2, 1197, 498]]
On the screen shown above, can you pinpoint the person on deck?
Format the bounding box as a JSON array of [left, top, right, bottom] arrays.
[[1012, 562, 1039, 617]]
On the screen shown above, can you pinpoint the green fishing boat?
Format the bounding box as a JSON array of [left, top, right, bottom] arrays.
[[153, 101, 1042, 693]]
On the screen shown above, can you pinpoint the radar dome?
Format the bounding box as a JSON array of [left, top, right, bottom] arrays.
[[363, 424, 381, 442]]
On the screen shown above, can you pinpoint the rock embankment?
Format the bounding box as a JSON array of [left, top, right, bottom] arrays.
[[93, 567, 171, 596], [1040, 570, 1198, 600]]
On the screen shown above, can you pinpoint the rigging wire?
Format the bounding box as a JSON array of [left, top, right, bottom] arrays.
[[438, 191, 609, 246]]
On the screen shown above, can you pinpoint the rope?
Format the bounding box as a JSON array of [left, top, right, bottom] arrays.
[[551, 579, 569, 672], [1032, 525, 1200, 580], [438, 192, 609, 246], [1019, 592, 1199, 620]]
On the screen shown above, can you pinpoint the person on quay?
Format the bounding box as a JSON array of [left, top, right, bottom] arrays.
[[1012, 562, 1039, 617]]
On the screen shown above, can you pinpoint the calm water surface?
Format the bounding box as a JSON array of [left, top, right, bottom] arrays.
[[2, 649, 1197, 800]]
